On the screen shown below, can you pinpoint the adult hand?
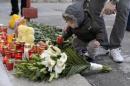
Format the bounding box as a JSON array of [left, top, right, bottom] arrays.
[[100, 1, 116, 16]]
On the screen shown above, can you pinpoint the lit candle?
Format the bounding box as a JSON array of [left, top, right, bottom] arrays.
[[10, 49, 16, 58], [2, 26, 7, 33], [15, 51, 23, 60], [28, 50, 35, 60], [2, 46, 8, 56], [3, 56, 9, 64], [6, 59, 14, 71], [19, 41, 25, 53]]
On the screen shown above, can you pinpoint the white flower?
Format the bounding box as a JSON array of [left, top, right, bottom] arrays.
[[60, 53, 67, 63], [47, 45, 61, 57], [42, 56, 56, 72], [54, 61, 66, 74], [40, 50, 50, 59], [54, 53, 67, 74]]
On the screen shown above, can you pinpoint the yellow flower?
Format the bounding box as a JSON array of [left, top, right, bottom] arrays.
[[9, 14, 21, 29]]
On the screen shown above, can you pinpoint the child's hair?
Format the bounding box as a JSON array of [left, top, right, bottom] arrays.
[[62, 13, 74, 22]]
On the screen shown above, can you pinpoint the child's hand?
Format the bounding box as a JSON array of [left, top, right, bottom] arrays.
[[93, 40, 100, 48], [56, 35, 64, 45]]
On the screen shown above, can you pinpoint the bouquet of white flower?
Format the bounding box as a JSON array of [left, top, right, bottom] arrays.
[[14, 45, 68, 81], [14, 44, 112, 82]]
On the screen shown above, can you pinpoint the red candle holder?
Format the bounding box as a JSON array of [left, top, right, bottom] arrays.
[[15, 51, 23, 60], [0, 32, 2, 38], [10, 49, 16, 58], [28, 50, 35, 60], [57, 35, 63, 45], [0, 28, 2, 32], [6, 59, 14, 71], [0, 41, 3, 52], [16, 42, 21, 50], [0, 40, 5, 52], [31, 45, 38, 53], [19, 42, 25, 53], [1, 32, 7, 41], [2, 26, 8, 33], [0, 45, 2, 53], [2, 46, 8, 56], [5, 50, 11, 58], [3, 56, 9, 64]]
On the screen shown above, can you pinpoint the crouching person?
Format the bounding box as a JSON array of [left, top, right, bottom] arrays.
[[57, 0, 107, 62], [56, 0, 112, 72]]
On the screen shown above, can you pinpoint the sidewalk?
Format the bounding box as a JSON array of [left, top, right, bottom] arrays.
[[0, 2, 130, 86], [0, 2, 91, 86]]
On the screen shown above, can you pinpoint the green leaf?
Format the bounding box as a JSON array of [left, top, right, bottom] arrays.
[[61, 47, 90, 77]]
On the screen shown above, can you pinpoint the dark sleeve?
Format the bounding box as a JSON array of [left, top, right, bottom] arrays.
[[91, 21, 104, 43], [62, 27, 73, 41]]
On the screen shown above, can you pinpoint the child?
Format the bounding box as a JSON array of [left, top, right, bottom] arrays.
[[57, 0, 107, 62], [56, 0, 112, 73]]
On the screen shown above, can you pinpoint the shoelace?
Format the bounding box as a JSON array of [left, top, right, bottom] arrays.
[[112, 48, 121, 56]]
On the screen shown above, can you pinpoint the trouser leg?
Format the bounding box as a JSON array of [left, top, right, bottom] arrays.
[[21, 0, 27, 16], [110, 0, 130, 49], [89, 0, 109, 49], [11, 0, 19, 14]]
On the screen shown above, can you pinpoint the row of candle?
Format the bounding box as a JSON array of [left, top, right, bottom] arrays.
[[0, 25, 32, 71], [0, 25, 47, 71]]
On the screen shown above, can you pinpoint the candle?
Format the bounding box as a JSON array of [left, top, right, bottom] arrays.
[[2, 26, 7, 33], [0, 40, 4, 52], [57, 35, 63, 45], [0, 24, 3, 32], [19, 41, 25, 53], [0, 33, 2, 39], [15, 51, 23, 60], [7, 34, 14, 44], [10, 49, 16, 58], [5, 50, 11, 58], [2, 46, 8, 56], [16, 42, 21, 50], [6, 59, 14, 71], [3, 56, 9, 64], [1, 32, 7, 41], [28, 50, 35, 60]]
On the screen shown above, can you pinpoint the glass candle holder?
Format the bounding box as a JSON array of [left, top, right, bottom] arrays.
[[15, 51, 23, 60], [28, 50, 35, 60], [10, 49, 16, 58], [6, 59, 14, 71]]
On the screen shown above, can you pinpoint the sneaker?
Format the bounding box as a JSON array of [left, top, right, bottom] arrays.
[[96, 46, 109, 56], [110, 48, 124, 63]]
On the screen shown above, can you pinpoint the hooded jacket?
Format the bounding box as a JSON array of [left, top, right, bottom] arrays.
[[62, 0, 104, 43]]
